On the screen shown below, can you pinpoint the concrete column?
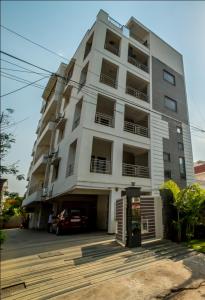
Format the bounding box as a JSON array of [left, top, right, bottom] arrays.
[[108, 189, 121, 233], [154, 196, 163, 239]]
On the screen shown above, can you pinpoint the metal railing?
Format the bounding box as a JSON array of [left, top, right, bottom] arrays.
[[128, 56, 149, 73], [104, 42, 119, 56], [95, 112, 114, 128], [67, 164, 74, 176], [122, 163, 149, 178], [108, 16, 123, 29], [126, 86, 149, 102], [124, 121, 148, 137], [100, 73, 117, 88], [90, 158, 111, 174]]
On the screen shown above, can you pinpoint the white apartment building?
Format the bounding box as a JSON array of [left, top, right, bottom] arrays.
[[23, 10, 194, 239]]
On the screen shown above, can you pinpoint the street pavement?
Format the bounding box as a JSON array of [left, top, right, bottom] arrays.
[[1, 229, 204, 300]]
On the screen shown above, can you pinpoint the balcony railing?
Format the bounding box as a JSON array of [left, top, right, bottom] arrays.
[[100, 73, 117, 88], [126, 86, 148, 102], [95, 112, 114, 128], [122, 163, 149, 178], [104, 43, 119, 56], [128, 56, 148, 73], [90, 158, 111, 174], [124, 121, 148, 137]]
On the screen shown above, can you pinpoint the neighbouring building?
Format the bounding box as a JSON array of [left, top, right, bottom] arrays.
[[23, 10, 194, 239], [194, 161, 205, 189]]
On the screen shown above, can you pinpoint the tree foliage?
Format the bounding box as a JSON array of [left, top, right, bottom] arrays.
[[0, 109, 24, 180], [160, 180, 205, 241]]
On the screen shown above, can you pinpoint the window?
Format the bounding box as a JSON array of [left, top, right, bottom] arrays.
[[163, 70, 175, 85], [79, 63, 89, 91], [164, 170, 172, 179], [165, 96, 177, 112], [163, 152, 171, 162], [177, 126, 182, 134], [178, 142, 184, 151], [179, 157, 186, 178]]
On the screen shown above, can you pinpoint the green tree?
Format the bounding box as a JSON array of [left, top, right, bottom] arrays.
[[0, 109, 24, 180], [160, 180, 184, 242], [180, 183, 205, 240]]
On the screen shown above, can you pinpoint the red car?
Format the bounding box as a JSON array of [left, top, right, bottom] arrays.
[[51, 209, 88, 235]]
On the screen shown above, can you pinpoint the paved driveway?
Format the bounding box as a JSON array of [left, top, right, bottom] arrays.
[[1, 229, 204, 300]]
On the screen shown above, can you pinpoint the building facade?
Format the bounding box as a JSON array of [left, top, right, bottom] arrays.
[[194, 161, 205, 189], [23, 10, 194, 238]]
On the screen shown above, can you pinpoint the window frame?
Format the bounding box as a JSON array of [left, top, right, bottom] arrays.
[[164, 96, 177, 112], [164, 170, 172, 179], [178, 142, 184, 151], [177, 126, 182, 134], [163, 70, 175, 85], [179, 156, 186, 179], [163, 152, 171, 162]]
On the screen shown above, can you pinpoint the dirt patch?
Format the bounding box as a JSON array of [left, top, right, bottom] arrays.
[[57, 254, 205, 300]]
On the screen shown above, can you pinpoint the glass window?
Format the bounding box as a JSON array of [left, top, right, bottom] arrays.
[[177, 126, 182, 134], [164, 170, 171, 179], [163, 70, 175, 85], [178, 142, 184, 151], [179, 157, 186, 178], [163, 152, 171, 162], [165, 96, 177, 112]]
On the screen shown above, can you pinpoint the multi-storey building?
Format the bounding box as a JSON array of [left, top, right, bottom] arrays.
[[23, 10, 194, 239]]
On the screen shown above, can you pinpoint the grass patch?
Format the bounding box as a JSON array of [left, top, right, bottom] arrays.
[[187, 239, 205, 253]]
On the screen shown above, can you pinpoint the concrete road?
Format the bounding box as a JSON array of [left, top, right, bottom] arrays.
[[1, 229, 204, 300]]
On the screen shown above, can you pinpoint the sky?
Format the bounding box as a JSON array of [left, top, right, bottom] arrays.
[[1, 1, 205, 196]]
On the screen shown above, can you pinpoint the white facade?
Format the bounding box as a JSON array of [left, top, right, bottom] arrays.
[[23, 10, 193, 237]]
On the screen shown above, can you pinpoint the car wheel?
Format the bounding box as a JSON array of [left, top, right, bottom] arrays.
[[56, 226, 61, 236]]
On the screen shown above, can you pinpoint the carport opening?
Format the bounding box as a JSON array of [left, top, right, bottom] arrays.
[[55, 194, 109, 232]]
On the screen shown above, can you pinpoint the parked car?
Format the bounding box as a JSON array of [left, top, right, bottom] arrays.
[[50, 209, 88, 235]]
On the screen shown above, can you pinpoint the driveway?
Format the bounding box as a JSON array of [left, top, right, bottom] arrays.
[[1, 229, 205, 300]]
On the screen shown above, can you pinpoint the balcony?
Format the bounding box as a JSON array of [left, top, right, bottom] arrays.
[[104, 29, 120, 56], [95, 112, 114, 127], [37, 121, 55, 147], [122, 163, 149, 178], [32, 154, 48, 176], [126, 72, 149, 102], [90, 138, 112, 175], [22, 188, 42, 207], [84, 33, 93, 60], [90, 158, 111, 174], [124, 105, 149, 137], [124, 121, 148, 137], [127, 19, 149, 49], [79, 63, 88, 91], [100, 59, 118, 89], [128, 44, 149, 73], [95, 94, 115, 128], [55, 113, 66, 130], [123, 145, 149, 178]]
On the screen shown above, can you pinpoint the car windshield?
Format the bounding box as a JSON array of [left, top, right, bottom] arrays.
[[71, 210, 80, 216]]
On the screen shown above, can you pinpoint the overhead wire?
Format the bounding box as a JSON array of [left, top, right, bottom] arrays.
[[0, 76, 49, 98], [1, 50, 205, 134]]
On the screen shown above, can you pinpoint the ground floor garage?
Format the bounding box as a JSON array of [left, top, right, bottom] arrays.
[[28, 192, 110, 233], [27, 188, 163, 242]]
